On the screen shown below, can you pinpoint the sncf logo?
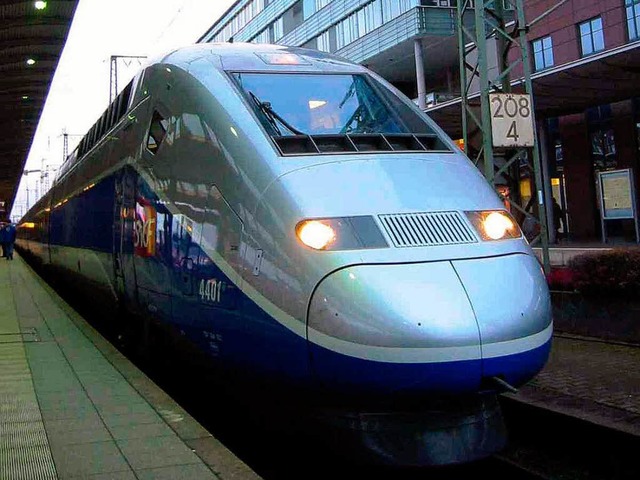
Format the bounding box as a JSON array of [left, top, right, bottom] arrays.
[[133, 200, 156, 257]]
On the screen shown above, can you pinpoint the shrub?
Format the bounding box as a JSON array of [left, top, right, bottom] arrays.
[[567, 248, 640, 299]]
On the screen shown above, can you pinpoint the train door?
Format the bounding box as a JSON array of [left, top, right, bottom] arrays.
[[132, 177, 173, 324], [113, 167, 138, 309], [189, 185, 244, 362]]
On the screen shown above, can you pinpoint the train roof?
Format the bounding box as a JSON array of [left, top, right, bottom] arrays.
[[53, 44, 370, 186], [159, 42, 367, 75]]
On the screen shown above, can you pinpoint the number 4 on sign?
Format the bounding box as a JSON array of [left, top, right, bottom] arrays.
[[489, 93, 535, 148], [506, 121, 519, 142]]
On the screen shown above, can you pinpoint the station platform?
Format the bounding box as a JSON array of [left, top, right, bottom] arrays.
[[525, 244, 640, 437], [0, 254, 261, 480], [506, 333, 640, 437]]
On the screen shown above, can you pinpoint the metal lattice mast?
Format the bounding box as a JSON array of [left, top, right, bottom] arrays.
[[456, 0, 550, 273], [62, 129, 68, 161], [109, 55, 119, 104], [109, 55, 146, 103]]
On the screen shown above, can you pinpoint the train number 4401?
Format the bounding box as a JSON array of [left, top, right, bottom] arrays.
[[199, 279, 223, 303]]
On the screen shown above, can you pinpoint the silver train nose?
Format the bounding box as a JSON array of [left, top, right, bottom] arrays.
[[307, 254, 552, 394], [310, 261, 480, 350]]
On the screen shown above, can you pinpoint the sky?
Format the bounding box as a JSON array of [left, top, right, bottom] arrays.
[[12, 0, 235, 219]]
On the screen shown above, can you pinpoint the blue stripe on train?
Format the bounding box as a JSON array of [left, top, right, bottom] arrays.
[[307, 338, 551, 395], [482, 338, 552, 388], [309, 342, 483, 394]]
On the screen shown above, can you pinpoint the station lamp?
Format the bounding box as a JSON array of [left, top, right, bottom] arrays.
[[34, 1, 47, 10], [26, 58, 36, 66]]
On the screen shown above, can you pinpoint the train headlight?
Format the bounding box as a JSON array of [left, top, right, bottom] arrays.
[[295, 216, 388, 251], [465, 210, 521, 241], [483, 212, 514, 240], [297, 220, 336, 250]]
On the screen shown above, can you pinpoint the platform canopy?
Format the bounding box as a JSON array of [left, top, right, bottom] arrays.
[[0, 0, 78, 219]]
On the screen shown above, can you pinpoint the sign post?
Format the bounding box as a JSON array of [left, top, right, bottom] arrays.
[[456, 0, 551, 273]]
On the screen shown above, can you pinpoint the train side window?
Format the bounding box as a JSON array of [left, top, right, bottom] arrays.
[[147, 110, 168, 154]]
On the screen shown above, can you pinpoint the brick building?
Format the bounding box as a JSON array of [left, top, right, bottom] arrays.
[[528, 0, 640, 241]]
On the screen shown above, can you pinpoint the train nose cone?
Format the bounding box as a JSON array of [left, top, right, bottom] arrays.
[[307, 261, 483, 395], [452, 253, 553, 387]]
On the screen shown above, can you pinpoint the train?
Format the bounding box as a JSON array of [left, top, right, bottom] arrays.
[[17, 43, 552, 466]]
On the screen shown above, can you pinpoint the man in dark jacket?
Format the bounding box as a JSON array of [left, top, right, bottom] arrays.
[[552, 197, 564, 243], [2, 220, 16, 260], [0, 221, 6, 258]]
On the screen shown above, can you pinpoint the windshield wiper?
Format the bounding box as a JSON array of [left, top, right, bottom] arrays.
[[248, 91, 304, 136]]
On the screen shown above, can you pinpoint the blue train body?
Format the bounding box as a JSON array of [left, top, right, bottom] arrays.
[[17, 43, 552, 466]]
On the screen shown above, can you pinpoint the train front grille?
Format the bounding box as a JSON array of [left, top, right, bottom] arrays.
[[378, 211, 477, 247]]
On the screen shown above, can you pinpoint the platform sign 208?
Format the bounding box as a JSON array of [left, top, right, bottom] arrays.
[[489, 93, 534, 148]]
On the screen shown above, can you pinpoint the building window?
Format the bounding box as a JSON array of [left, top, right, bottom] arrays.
[[587, 105, 616, 170], [212, 0, 265, 43], [627, 0, 640, 40], [282, 0, 304, 36], [578, 17, 605, 56], [532, 36, 554, 71], [252, 28, 271, 44], [382, 0, 419, 22], [317, 30, 331, 52], [273, 16, 284, 41], [337, 0, 406, 49]]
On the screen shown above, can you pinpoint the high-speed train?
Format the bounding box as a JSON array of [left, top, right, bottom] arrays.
[[17, 43, 552, 466]]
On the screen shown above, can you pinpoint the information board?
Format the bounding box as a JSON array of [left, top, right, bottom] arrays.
[[599, 169, 634, 219], [597, 168, 639, 243]]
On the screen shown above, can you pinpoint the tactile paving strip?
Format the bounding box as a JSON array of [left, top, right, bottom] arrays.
[[0, 344, 57, 479]]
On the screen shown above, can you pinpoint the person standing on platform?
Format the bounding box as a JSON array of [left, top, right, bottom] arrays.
[[552, 197, 564, 243], [0, 221, 7, 258], [2, 220, 16, 260]]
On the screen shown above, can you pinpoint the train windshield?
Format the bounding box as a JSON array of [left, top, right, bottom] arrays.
[[232, 73, 437, 138]]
